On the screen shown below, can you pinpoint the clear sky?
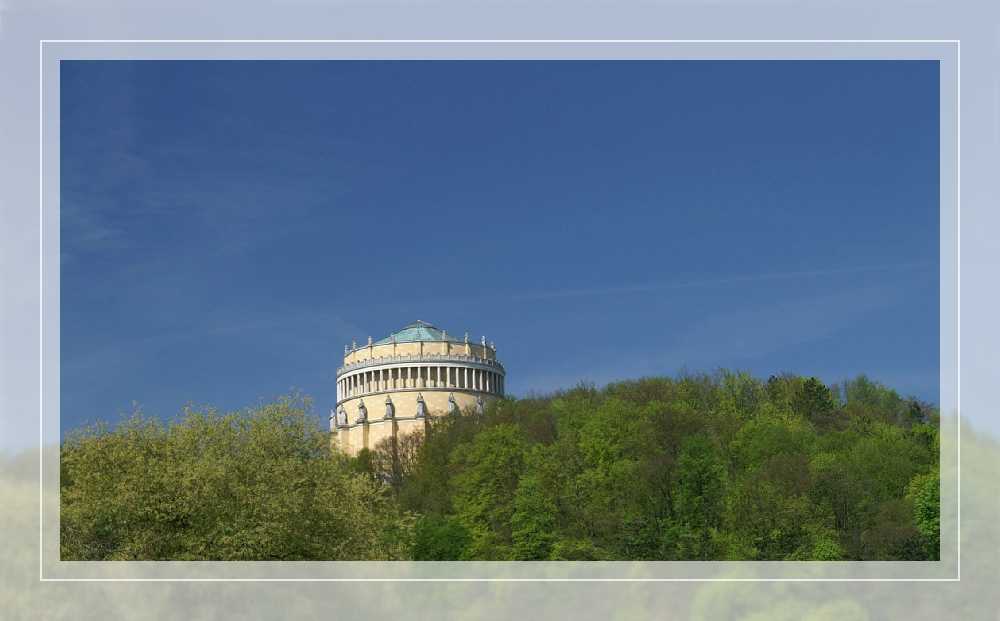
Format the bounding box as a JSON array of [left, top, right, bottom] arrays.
[[60, 60, 940, 435]]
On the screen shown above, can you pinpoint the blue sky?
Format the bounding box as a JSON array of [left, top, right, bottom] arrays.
[[60, 60, 940, 434]]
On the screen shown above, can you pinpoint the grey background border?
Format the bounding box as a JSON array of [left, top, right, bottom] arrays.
[[38, 40, 958, 582], [3, 2, 997, 618]]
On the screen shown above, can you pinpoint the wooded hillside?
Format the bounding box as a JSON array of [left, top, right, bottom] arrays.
[[375, 371, 939, 561], [61, 371, 939, 561]]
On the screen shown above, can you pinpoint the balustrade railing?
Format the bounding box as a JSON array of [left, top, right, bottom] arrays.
[[336, 352, 504, 376]]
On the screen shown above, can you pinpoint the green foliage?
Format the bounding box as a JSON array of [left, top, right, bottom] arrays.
[[808, 426, 933, 560], [835, 374, 907, 426], [346, 448, 379, 482], [794, 377, 840, 420], [910, 422, 940, 464], [60, 395, 413, 561], [673, 434, 725, 559], [397, 409, 479, 516], [410, 514, 471, 560], [718, 370, 765, 421], [729, 421, 816, 473], [722, 468, 842, 561], [907, 467, 941, 560], [59, 371, 939, 562], [451, 424, 527, 560], [511, 470, 557, 560], [394, 370, 938, 561]]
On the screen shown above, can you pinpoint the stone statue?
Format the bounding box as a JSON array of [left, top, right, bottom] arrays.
[[344, 344, 348, 356], [390, 332, 395, 343], [416, 393, 427, 418], [337, 406, 347, 427], [476, 395, 484, 417], [367, 335, 372, 347], [464, 332, 469, 343], [357, 400, 367, 423], [384, 396, 395, 420], [352, 340, 356, 351], [448, 393, 457, 413], [481, 335, 486, 346]]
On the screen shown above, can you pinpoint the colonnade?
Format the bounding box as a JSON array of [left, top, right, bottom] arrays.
[[338, 365, 504, 401]]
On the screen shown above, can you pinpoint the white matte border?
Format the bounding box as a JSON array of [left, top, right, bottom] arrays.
[[41, 40, 959, 582]]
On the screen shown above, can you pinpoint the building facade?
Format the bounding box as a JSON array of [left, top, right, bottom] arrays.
[[332, 320, 505, 455]]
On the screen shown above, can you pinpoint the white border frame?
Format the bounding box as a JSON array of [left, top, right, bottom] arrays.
[[41, 39, 960, 583]]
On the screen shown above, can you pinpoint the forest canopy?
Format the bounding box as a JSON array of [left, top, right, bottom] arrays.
[[60, 395, 412, 561], [60, 371, 939, 561]]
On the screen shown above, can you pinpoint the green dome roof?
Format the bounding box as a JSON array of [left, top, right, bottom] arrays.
[[373, 320, 465, 345]]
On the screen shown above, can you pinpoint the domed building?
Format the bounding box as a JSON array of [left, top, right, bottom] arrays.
[[332, 320, 505, 455]]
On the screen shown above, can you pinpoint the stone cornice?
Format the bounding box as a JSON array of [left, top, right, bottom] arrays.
[[335, 386, 495, 408], [333, 414, 431, 430]]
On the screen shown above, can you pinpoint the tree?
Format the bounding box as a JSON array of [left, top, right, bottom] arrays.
[[836, 374, 907, 426], [569, 398, 660, 559], [510, 471, 557, 560], [373, 430, 423, 496], [674, 433, 725, 560], [809, 427, 932, 560], [907, 468, 940, 560], [58, 369, 941, 563], [717, 369, 765, 421], [398, 409, 479, 516], [450, 424, 527, 560], [793, 377, 839, 420], [345, 448, 379, 483], [410, 514, 471, 560], [60, 395, 413, 561], [722, 461, 842, 561]]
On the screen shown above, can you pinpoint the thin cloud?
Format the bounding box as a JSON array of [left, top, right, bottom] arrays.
[[364, 261, 934, 312], [499, 262, 931, 303], [670, 285, 902, 362], [510, 284, 905, 397]]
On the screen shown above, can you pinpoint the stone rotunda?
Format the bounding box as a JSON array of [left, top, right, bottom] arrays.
[[332, 320, 505, 455]]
